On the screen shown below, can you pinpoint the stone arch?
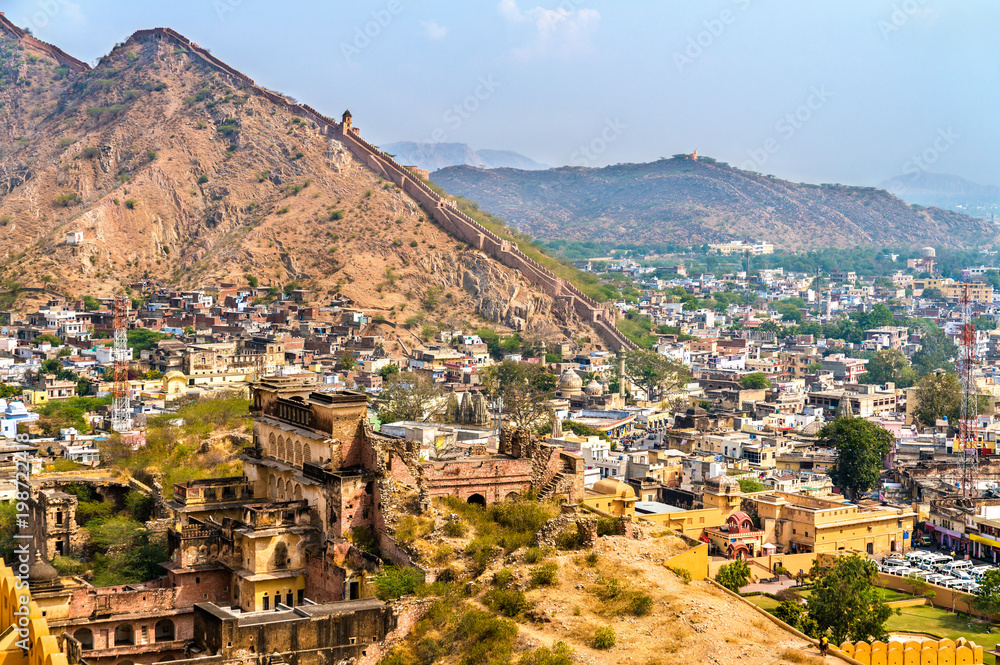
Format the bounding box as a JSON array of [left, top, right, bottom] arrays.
[[278, 478, 287, 501], [303, 443, 312, 464], [154, 618, 175, 642], [268, 474, 276, 498], [505, 491, 520, 501], [294, 440, 303, 466], [74, 627, 93, 650], [294, 484, 303, 501], [267, 432, 275, 456], [114, 623, 135, 646], [277, 436, 286, 461], [467, 493, 486, 506]]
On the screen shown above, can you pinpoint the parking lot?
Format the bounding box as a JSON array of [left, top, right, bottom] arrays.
[[875, 549, 995, 595]]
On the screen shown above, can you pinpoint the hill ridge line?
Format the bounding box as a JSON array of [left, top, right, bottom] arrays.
[[0, 12, 89, 72], [113, 26, 637, 351]]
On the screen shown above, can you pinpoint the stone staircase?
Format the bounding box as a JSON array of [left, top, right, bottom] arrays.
[[537, 472, 565, 500]]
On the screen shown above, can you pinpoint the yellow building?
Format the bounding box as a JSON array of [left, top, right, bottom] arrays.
[[582, 478, 637, 517], [914, 277, 993, 303], [744, 492, 915, 555]]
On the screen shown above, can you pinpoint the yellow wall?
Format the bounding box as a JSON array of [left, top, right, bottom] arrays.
[[0, 561, 68, 665], [663, 542, 709, 581], [237, 574, 306, 612], [638, 507, 726, 538], [581, 494, 636, 517]]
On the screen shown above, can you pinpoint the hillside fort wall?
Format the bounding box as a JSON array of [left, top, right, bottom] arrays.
[[110, 26, 638, 352]]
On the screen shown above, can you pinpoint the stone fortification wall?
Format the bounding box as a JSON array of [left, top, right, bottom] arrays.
[[0, 13, 90, 72], [121, 26, 637, 352]]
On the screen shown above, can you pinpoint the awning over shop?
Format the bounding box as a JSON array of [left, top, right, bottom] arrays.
[[971, 533, 1000, 548]]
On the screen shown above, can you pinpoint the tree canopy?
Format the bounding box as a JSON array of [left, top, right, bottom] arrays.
[[376, 371, 442, 423], [481, 360, 556, 431], [912, 372, 961, 427], [819, 417, 893, 501], [862, 349, 917, 388], [716, 559, 751, 592], [739, 372, 771, 390], [910, 324, 957, 375], [806, 555, 893, 643], [622, 350, 689, 403]]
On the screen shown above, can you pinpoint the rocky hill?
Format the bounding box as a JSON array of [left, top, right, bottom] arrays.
[[431, 158, 1000, 249], [382, 141, 548, 173], [0, 18, 608, 344], [879, 171, 1000, 219]]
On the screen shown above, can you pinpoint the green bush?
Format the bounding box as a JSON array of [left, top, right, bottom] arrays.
[[529, 562, 558, 587], [349, 526, 379, 556], [717, 559, 751, 592], [592, 626, 616, 650], [198, 174, 209, 184], [669, 566, 692, 585], [554, 525, 585, 550], [518, 642, 574, 665], [54, 193, 79, 207], [443, 519, 468, 538], [74, 500, 112, 525], [329, 209, 345, 221], [373, 566, 423, 600], [628, 593, 654, 616], [596, 516, 618, 537], [492, 567, 514, 588], [584, 551, 599, 567], [483, 588, 530, 617], [524, 547, 546, 564]]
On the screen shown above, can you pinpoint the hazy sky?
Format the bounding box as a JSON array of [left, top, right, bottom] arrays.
[[8, 0, 998, 186]]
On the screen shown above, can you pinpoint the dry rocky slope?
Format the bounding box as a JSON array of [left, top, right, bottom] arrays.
[[431, 159, 1000, 249], [0, 18, 627, 347]]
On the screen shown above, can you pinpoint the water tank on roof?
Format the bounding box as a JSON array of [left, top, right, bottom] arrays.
[[921, 247, 936, 258]]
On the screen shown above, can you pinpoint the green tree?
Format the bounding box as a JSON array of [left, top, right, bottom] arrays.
[[0, 501, 16, 565], [622, 350, 690, 403], [819, 417, 893, 501], [0, 383, 23, 399], [973, 316, 996, 331], [716, 559, 751, 592], [336, 354, 356, 371], [378, 364, 400, 379], [773, 599, 803, 629], [81, 295, 102, 311], [126, 329, 168, 352], [806, 555, 893, 643], [737, 477, 767, 493], [739, 372, 771, 390], [376, 371, 442, 423], [481, 360, 556, 431], [863, 349, 917, 388], [182, 325, 195, 336], [910, 324, 957, 375], [921, 287, 944, 300], [973, 569, 1000, 616], [373, 566, 423, 600], [912, 372, 961, 427]]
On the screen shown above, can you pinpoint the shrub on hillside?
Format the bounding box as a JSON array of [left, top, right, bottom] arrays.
[[592, 626, 616, 650], [483, 588, 530, 617]]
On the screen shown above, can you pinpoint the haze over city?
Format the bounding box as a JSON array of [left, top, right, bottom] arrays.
[[6, 0, 998, 187]]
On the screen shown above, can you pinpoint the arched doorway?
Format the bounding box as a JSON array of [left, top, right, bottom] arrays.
[[154, 618, 175, 642], [505, 492, 519, 501], [114, 624, 135, 646], [467, 494, 486, 506], [74, 628, 93, 650]]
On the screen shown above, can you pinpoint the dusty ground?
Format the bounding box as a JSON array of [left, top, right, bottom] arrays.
[[503, 535, 828, 665]]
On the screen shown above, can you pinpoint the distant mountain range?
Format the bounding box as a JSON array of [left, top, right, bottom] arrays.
[[431, 157, 1000, 249], [381, 141, 548, 172], [878, 172, 1000, 219]]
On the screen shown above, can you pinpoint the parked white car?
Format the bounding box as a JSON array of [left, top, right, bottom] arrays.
[[942, 560, 973, 575]]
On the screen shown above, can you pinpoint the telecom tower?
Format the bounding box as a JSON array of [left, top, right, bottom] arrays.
[[958, 270, 979, 497], [111, 295, 132, 433]]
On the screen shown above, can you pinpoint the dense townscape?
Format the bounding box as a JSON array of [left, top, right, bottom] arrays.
[[2, 7, 1000, 665]]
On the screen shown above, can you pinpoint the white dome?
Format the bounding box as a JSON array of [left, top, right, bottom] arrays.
[[5, 401, 28, 417], [559, 369, 583, 391], [585, 380, 604, 396]]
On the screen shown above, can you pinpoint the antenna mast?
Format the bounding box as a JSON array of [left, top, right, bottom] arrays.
[[958, 270, 979, 497], [112, 294, 132, 433]]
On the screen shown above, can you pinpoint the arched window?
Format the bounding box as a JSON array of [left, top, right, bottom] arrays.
[[276, 436, 286, 461], [294, 484, 303, 501], [74, 628, 93, 650], [154, 619, 175, 642], [302, 443, 312, 464], [267, 432, 275, 456], [114, 624, 135, 646], [294, 440, 302, 466], [278, 478, 286, 501], [268, 474, 276, 498]]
